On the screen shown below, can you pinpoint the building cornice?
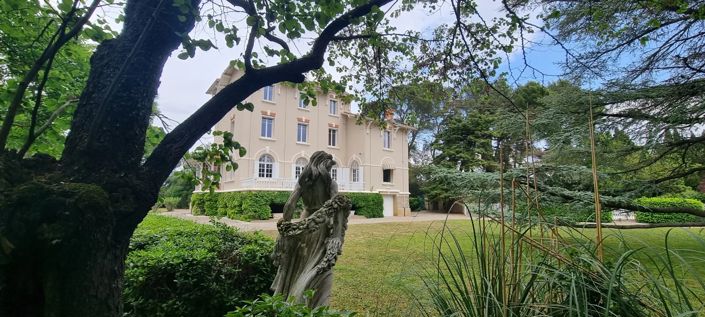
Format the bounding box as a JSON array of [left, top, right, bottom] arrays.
[[342, 111, 417, 131]]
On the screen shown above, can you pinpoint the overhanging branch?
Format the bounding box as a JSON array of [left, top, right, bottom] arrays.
[[142, 0, 393, 189], [536, 182, 705, 217]]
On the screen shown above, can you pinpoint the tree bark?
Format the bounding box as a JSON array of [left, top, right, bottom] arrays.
[[62, 0, 199, 179], [1, 1, 200, 316], [0, 160, 126, 317]]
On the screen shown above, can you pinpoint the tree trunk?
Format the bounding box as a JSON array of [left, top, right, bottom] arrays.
[[1, 1, 199, 316], [62, 0, 198, 178], [0, 159, 134, 317]]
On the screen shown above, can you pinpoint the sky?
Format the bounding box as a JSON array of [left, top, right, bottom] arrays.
[[148, 1, 564, 140]]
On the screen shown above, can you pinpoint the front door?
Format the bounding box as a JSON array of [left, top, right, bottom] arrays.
[[383, 195, 394, 217]]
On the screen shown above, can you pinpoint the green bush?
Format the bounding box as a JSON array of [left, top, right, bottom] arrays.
[[634, 197, 705, 224], [346, 192, 384, 218], [191, 191, 384, 219], [191, 191, 291, 220], [409, 196, 425, 211], [226, 293, 355, 317], [123, 215, 275, 317], [662, 190, 705, 204], [162, 197, 180, 211], [516, 203, 613, 224], [159, 170, 197, 209]]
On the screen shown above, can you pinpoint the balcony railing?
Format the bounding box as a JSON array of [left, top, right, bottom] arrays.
[[240, 177, 365, 191]]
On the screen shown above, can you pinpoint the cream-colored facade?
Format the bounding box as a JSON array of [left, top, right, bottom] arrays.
[[207, 67, 412, 216]]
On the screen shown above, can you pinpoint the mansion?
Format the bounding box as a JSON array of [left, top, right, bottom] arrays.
[[206, 67, 412, 217]]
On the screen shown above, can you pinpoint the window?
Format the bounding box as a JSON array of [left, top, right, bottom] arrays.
[[295, 157, 307, 179], [329, 100, 337, 115], [297, 123, 308, 143], [263, 85, 274, 101], [383, 169, 393, 183], [298, 93, 308, 109], [331, 167, 338, 181], [328, 128, 337, 147], [258, 154, 274, 178], [383, 130, 391, 149], [260, 117, 273, 138], [351, 161, 360, 183]]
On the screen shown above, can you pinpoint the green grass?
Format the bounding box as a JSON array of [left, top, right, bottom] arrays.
[[326, 220, 705, 316]]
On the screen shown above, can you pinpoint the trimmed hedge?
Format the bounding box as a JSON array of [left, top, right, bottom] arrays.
[[192, 191, 384, 219], [346, 192, 384, 218], [191, 191, 291, 220], [516, 203, 613, 224], [634, 197, 705, 224], [123, 215, 275, 317]]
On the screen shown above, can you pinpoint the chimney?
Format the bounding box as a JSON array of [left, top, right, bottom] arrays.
[[384, 108, 394, 121]]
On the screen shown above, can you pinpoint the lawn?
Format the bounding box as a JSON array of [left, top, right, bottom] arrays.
[[320, 220, 705, 316], [152, 215, 705, 315]]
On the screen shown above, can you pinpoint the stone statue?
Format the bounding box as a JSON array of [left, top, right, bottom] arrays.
[[271, 151, 352, 307]]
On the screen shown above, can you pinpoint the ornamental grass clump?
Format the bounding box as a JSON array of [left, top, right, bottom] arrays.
[[413, 203, 705, 317]]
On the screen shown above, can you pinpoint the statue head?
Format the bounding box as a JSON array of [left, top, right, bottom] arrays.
[[298, 151, 335, 189]]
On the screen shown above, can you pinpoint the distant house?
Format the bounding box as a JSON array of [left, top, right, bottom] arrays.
[[204, 67, 413, 217]]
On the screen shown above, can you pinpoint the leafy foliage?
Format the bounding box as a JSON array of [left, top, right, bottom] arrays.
[[345, 192, 384, 218], [634, 197, 705, 224], [161, 197, 180, 211], [409, 196, 424, 211], [515, 202, 613, 224], [418, 165, 500, 204], [192, 191, 384, 219], [187, 131, 247, 191], [0, 0, 97, 156], [226, 293, 355, 317], [432, 113, 496, 172], [123, 215, 275, 317], [159, 169, 197, 209], [191, 191, 290, 220]]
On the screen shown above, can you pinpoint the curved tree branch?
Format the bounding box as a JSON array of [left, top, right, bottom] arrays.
[[536, 182, 705, 217], [142, 0, 394, 190]]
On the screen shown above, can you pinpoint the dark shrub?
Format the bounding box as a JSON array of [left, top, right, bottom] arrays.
[[409, 196, 425, 211], [123, 215, 275, 317]]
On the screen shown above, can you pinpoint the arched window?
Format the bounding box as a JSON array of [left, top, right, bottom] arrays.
[[258, 154, 274, 178], [350, 161, 360, 183], [331, 161, 338, 181], [294, 157, 308, 179]]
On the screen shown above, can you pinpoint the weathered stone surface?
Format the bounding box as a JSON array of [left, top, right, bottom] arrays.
[[271, 151, 351, 307]]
